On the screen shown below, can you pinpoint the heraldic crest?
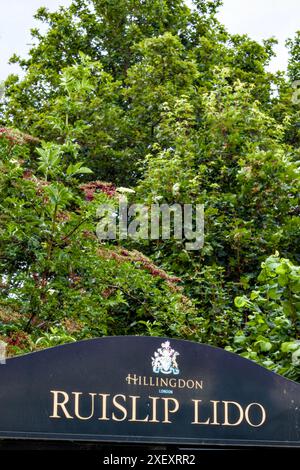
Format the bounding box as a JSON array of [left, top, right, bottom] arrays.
[[151, 341, 180, 375]]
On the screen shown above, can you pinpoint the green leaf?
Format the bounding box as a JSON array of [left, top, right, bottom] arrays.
[[250, 290, 260, 300], [281, 341, 300, 353], [234, 296, 248, 308], [254, 339, 272, 352], [66, 162, 93, 177]]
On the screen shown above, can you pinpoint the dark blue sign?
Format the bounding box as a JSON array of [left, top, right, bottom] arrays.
[[0, 336, 299, 447]]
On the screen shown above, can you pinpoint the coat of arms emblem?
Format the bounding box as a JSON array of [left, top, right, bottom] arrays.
[[151, 341, 180, 375]]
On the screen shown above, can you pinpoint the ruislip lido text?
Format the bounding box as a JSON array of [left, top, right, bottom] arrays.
[[50, 391, 266, 427]]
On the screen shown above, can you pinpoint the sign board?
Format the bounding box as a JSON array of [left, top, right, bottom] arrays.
[[0, 336, 299, 447]]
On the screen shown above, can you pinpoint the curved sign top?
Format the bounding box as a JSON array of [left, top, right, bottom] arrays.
[[0, 336, 299, 447]]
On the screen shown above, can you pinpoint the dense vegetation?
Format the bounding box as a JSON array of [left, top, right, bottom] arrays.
[[0, 0, 299, 380]]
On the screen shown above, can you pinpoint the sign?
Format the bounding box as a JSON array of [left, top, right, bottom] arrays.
[[0, 336, 299, 447]]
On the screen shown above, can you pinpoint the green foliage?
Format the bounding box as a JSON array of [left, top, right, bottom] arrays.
[[35, 327, 76, 348], [136, 68, 299, 282], [229, 254, 300, 380], [287, 32, 300, 82], [0, 126, 200, 356], [0, 1, 299, 381]]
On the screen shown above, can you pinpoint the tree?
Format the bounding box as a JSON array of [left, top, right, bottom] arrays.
[[0, 1, 299, 380], [0, 124, 200, 356], [1, 0, 277, 183]]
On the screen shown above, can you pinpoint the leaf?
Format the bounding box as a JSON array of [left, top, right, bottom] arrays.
[[254, 339, 272, 352], [292, 349, 300, 366], [282, 301, 295, 317], [233, 334, 246, 345], [281, 341, 300, 353], [234, 296, 248, 308], [66, 162, 93, 177], [36, 143, 62, 177], [45, 184, 73, 208], [267, 286, 281, 300], [250, 290, 260, 300], [77, 166, 93, 174]]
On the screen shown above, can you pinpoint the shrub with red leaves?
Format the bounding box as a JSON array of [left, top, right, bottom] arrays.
[[7, 332, 29, 347], [22, 169, 33, 179], [80, 181, 116, 200], [0, 127, 39, 145], [97, 247, 182, 288]]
